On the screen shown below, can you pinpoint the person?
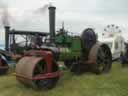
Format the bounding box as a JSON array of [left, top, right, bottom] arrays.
[[36, 34, 43, 47], [30, 34, 43, 49], [30, 36, 37, 49]]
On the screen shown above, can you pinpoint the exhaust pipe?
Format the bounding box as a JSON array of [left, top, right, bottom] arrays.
[[48, 6, 56, 43], [4, 26, 10, 51]]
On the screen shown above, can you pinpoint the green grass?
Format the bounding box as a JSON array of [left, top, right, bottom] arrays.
[[0, 62, 128, 96]]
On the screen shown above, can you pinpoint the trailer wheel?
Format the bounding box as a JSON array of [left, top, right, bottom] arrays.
[[95, 45, 112, 74]]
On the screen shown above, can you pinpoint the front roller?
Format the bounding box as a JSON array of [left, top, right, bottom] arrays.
[[16, 51, 61, 90]]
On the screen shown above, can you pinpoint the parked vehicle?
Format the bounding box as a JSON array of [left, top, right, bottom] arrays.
[[99, 32, 125, 60]]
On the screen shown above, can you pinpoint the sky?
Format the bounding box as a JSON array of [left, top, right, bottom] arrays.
[[0, 0, 128, 42]]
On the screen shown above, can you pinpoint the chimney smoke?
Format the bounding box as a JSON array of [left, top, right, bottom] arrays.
[[2, 7, 10, 27], [36, 4, 49, 14]]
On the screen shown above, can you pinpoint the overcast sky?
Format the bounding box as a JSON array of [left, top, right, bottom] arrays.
[[0, 0, 128, 42]]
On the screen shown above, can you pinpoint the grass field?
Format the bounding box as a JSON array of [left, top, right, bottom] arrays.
[[0, 62, 128, 96]]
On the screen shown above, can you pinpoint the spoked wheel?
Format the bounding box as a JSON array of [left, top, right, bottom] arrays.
[[33, 61, 59, 90], [95, 45, 112, 74]]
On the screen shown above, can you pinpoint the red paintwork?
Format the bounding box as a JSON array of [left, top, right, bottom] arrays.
[[23, 50, 62, 80], [32, 71, 63, 80]]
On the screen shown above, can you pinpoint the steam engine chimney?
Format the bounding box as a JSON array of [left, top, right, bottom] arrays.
[[4, 26, 10, 51], [48, 6, 56, 43]]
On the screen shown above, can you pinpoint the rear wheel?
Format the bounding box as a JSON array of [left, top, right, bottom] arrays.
[[95, 45, 112, 74]]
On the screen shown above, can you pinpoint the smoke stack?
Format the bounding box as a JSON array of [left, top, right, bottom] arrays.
[[48, 6, 56, 43], [4, 26, 10, 51]]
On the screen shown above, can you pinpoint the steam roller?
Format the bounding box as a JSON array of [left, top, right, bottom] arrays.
[[15, 5, 62, 90], [61, 28, 112, 74], [15, 28, 112, 90], [16, 49, 61, 90], [0, 54, 9, 75]]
